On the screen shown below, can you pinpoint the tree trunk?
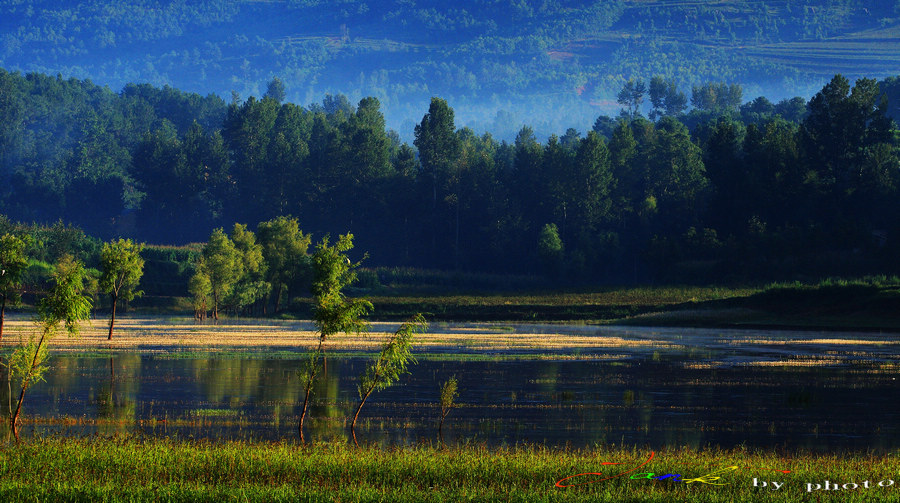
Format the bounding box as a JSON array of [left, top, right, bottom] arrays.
[[11, 331, 48, 430], [298, 340, 325, 442], [274, 284, 283, 314], [350, 388, 373, 447], [350, 388, 375, 439], [107, 294, 118, 340], [299, 377, 313, 443]]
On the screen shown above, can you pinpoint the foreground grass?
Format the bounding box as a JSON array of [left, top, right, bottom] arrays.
[[0, 437, 897, 501]]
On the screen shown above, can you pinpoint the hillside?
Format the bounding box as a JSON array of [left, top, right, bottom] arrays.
[[1, 0, 899, 139]]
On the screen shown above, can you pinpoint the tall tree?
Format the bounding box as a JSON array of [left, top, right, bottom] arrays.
[[647, 117, 710, 233], [800, 75, 895, 230], [571, 131, 614, 239], [223, 96, 279, 222], [264, 77, 286, 104], [617, 78, 646, 118], [648, 76, 687, 119], [99, 238, 145, 340], [414, 98, 461, 262]]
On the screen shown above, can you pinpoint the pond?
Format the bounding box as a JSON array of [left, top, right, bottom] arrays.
[[3, 323, 899, 451]]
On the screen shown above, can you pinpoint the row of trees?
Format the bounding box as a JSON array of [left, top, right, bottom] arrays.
[[2, 70, 899, 281], [188, 216, 311, 319], [2, 224, 446, 442]]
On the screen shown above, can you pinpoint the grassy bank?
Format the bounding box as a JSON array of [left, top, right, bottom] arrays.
[[622, 277, 900, 331], [0, 437, 897, 502], [101, 274, 900, 330]]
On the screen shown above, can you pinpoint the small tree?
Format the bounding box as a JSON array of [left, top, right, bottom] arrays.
[[438, 375, 459, 439], [310, 234, 373, 341], [298, 234, 373, 441], [351, 314, 426, 444], [188, 269, 212, 320], [0, 234, 29, 340], [537, 223, 564, 277], [197, 228, 243, 320], [9, 255, 92, 434], [99, 239, 144, 340]]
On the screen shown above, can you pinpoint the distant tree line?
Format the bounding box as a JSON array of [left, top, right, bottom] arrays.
[[3, 1, 900, 139], [1, 69, 899, 283]]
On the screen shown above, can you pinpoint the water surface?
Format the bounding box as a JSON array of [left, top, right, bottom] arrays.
[[5, 324, 898, 451]]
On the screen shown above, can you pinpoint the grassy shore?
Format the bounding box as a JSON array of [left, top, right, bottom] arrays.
[[0, 437, 896, 502], [345, 278, 900, 331]]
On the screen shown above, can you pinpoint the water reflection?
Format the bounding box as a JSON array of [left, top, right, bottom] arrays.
[[0, 324, 897, 452]]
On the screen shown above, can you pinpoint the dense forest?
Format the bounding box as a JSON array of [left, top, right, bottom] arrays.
[[1, 68, 899, 284], [1, 1, 899, 138]]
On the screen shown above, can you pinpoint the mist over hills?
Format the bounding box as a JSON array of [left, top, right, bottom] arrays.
[[2, 0, 900, 141]]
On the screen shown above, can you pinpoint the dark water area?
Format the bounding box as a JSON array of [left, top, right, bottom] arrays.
[[4, 325, 899, 452]]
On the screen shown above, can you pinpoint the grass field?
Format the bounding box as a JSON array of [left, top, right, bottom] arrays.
[[0, 438, 896, 502]]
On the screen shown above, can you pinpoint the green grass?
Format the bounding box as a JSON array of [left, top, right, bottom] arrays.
[[0, 437, 896, 502], [115, 273, 900, 330], [623, 276, 900, 331], [351, 285, 758, 322]]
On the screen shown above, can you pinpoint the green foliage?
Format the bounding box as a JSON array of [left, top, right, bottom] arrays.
[[8, 254, 92, 427], [439, 375, 459, 422], [358, 314, 425, 398], [7, 332, 50, 391], [257, 216, 312, 312], [0, 233, 29, 308], [99, 238, 145, 303], [38, 255, 93, 337], [188, 270, 212, 319], [537, 223, 564, 276], [310, 234, 373, 340], [353, 314, 426, 434], [223, 223, 269, 314], [196, 228, 243, 319]]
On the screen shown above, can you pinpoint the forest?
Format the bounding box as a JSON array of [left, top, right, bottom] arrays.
[[0, 67, 899, 287], [1, 0, 900, 138]]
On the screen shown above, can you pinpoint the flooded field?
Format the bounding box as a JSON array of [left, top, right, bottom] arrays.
[[2, 317, 898, 451]]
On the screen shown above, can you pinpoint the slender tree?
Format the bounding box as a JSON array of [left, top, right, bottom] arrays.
[[9, 255, 92, 434], [298, 234, 373, 441], [99, 239, 145, 340], [351, 314, 426, 445]]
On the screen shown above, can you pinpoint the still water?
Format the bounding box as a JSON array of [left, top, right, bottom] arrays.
[[4, 324, 899, 451]]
